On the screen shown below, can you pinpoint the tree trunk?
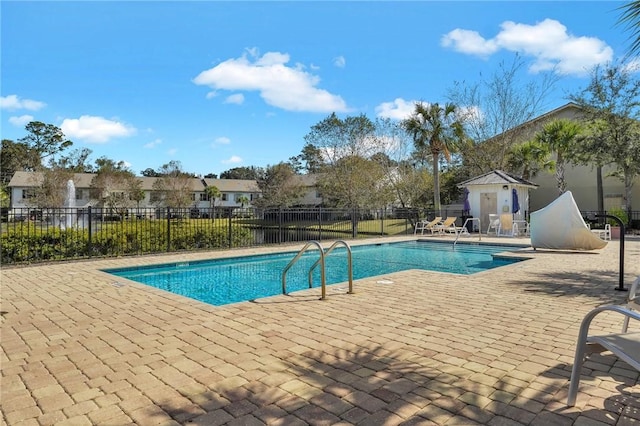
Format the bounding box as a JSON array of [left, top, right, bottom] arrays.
[[556, 153, 566, 195], [596, 166, 604, 214], [432, 153, 441, 216]]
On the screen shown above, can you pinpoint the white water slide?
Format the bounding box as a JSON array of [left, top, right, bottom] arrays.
[[530, 191, 608, 250]]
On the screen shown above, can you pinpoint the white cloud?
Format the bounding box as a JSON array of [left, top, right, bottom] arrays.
[[441, 19, 613, 76], [215, 136, 231, 144], [441, 29, 498, 57], [8, 115, 34, 127], [1, 95, 46, 111], [333, 56, 346, 68], [375, 98, 418, 120], [167, 148, 178, 156], [222, 155, 242, 164], [193, 49, 349, 112], [60, 115, 136, 143], [224, 93, 245, 105], [144, 138, 162, 149], [206, 91, 218, 99]]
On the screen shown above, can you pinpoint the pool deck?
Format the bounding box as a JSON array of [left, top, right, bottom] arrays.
[[2, 236, 639, 425]]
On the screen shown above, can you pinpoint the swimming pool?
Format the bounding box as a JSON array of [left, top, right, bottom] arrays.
[[105, 241, 527, 306], [103, 241, 524, 305]]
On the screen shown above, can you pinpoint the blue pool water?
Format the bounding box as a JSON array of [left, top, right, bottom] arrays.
[[105, 241, 527, 306]]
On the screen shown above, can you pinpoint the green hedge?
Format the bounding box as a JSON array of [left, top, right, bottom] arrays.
[[1, 221, 254, 264]]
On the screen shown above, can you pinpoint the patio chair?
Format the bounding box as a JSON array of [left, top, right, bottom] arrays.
[[414, 217, 442, 235], [497, 213, 515, 236], [589, 223, 611, 241], [567, 276, 640, 406], [487, 214, 500, 235]]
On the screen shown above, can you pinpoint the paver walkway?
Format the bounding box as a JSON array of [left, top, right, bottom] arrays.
[[2, 236, 639, 425]]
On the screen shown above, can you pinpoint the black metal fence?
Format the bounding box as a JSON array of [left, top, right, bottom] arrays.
[[0, 206, 435, 264], [3, 206, 637, 265]]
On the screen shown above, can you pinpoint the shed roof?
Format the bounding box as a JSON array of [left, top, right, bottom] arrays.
[[458, 170, 538, 188]]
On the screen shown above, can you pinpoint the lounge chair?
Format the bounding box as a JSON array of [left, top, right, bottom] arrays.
[[434, 217, 458, 235], [414, 217, 442, 235], [567, 276, 640, 406]]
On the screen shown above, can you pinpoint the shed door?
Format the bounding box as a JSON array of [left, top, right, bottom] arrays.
[[480, 192, 497, 232]]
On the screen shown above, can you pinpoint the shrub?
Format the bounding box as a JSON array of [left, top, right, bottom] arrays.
[[607, 207, 629, 226]]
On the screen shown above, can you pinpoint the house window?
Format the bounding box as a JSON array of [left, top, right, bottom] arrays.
[[234, 194, 241, 202], [76, 190, 83, 200], [221, 194, 228, 201], [200, 193, 209, 201], [22, 189, 35, 199], [191, 193, 196, 201], [149, 191, 162, 203]]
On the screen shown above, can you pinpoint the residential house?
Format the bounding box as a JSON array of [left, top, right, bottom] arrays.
[[7, 171, 260, 219], [488, 102, 640, 214]]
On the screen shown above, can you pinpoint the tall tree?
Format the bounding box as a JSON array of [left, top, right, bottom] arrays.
[[533, 119, 582, 195], [141, 168, 161, 177], [402, 102, 466, 215], [505, 139, 554, 181], [288, 143, 325, 174], [90, 157, 140, 215], [371, 117, 433, 210], [254, 163, 306, 208], [0, 139, 40, 185], [48, 147, 94, 173], [570, 62, 640, 220], [152, 160, 194, 208], [447, 55, 558, 175], [617, 0, 640, 57], [304, 113, 390, 208], [26, 167, 74, 209], [19, 121, 73, 163], [220, 166, 263, 180]]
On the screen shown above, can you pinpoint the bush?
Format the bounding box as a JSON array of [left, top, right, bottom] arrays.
[[1, 219, 255, 264], [607, 207, 629, 226]]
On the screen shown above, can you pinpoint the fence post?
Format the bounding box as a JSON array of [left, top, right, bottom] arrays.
[[352, 208, 357, 238], [381, 208, 384, 236], [278, 208, 283, 244], [87, 206, 93, 258], [228, 208, 233, 249], [166, 207, 171, 252], [318, 207, 322, 241]]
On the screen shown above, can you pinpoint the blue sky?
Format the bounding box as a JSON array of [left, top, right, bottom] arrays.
[[1, 1, 631, 177]]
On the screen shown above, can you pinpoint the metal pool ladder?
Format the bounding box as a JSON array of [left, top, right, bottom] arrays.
[[281, 240, 353, 300], [453, 217, 482, 246]]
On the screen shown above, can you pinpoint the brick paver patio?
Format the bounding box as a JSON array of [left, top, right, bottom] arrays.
[[2, 236, 639, 425]]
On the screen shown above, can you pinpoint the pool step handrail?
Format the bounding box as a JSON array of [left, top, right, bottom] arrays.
[[454, 218, 482, 246], [308, 240, 353, 295], [282, 241, 326, 299]]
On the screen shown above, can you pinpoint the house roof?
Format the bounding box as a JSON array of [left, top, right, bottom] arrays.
[[458, 170, 538, 188], [484, 102, 584, 143], [8, 171, 96, 188], [9, 172, 259, 193], [202, 178, 260, 193]]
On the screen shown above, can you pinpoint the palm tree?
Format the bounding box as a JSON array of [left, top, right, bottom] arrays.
[[237, 195, 249, 208], [506, 139, 555, 181], [204, 185, 221, 219], [617, 1, 640, 57], [534, 119, 583, 195], [402, 102, 465, 215]]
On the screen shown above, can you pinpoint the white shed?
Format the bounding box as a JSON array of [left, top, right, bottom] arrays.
[[458, 170, 538, 233]]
